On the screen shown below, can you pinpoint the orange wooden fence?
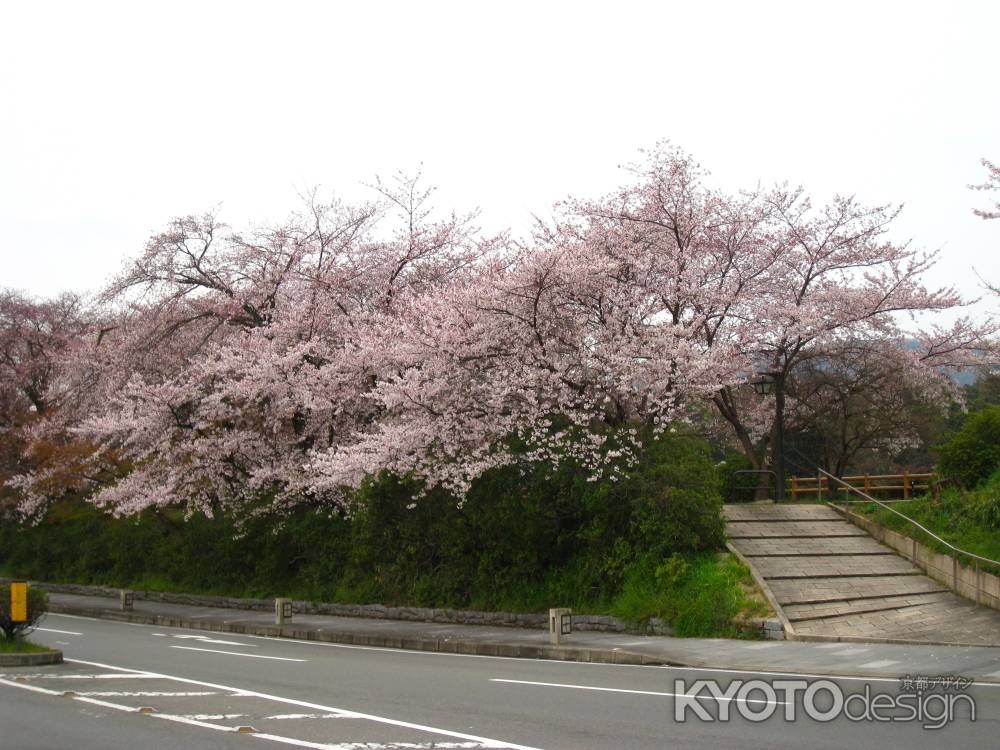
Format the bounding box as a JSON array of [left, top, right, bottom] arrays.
[[787, 472, 932, 501]]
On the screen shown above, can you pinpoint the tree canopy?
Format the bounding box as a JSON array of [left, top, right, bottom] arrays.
[[3, 145, 997, 517]]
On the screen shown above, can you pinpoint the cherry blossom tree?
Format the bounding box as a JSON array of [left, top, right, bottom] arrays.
[[14, 174, 486, 517], [308, 237, 735, 497], [785, 344, 956, 475], [561, 145, 998, 479], [0, 289, 88, 418], [8, 147, 998, 518], [0, 289, 94, 512], [971, 158, 1000, 298], [971, 158, 1000, 221]]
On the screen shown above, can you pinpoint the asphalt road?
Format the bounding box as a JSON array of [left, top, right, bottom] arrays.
[[3, 612, 997, 749]]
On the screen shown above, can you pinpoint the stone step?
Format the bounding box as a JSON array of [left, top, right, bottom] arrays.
[[768, 575, 950, 605], [723, 504, 842, 522], [725, 521, 868, 538], [731, 536, 889, 556], [783, 592, 952, 622], [748, 554, 919, 579]]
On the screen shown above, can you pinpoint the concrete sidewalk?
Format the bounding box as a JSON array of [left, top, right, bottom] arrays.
[[44, 590, 1000, 683]]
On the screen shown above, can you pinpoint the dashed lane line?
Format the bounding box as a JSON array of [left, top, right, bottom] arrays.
[[169, 646, 306, 662], [490, 678, 785, 705]]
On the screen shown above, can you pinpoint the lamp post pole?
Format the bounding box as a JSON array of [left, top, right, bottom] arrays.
[[752, 370, 786, 502], [773, 372, 786, 502]]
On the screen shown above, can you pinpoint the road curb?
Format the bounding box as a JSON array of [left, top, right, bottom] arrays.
[[0, 648, 63, 667], [47, 603, 680, 667]]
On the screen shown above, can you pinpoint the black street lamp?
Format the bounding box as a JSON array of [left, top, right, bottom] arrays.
[[752, 371, 785, 502]]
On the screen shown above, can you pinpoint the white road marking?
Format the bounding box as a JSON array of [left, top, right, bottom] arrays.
[[67, 658, 545, 750], [831, 648, 870, 656], [0, 677, 61, 696], [36, 627, 83, 636], [857, 660, 899, 668], [169, 646, 306, 662], [490, 678, 785, 705], [168, 634, 259, 647], [180, 714, 247, 721], [78, 691, 218, 697], [46, 612, 147, 627], [254, 739, 487, 750], [73, 696, 143, 712], [264, 713, 357, 720], [151, 713, 239, 732], [14, 673, 158, 679]]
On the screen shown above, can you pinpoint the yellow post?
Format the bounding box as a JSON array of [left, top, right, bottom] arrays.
[[790, 476, 798, 501], [10, 581, 28, 623]]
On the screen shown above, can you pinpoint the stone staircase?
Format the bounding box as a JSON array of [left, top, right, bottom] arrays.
[[724, 503, 1000, 645]]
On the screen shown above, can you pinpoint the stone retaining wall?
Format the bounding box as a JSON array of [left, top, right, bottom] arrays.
[[832, 505, 1000, 611], [5, 578, 677, 635]]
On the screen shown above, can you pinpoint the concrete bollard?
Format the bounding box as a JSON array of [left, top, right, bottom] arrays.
[[120, 590, 134, 611], [549, 607, 572, 645], [275, 598, 292, 625]]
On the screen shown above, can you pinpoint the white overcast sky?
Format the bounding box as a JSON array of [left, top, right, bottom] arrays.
[[1, 0, 997, 317]]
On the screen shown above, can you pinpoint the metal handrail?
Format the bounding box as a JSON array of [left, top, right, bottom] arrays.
[[819, 468, 1000, 568]]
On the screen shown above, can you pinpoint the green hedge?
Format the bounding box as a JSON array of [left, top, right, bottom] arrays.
[[0, 428, 726, 615]]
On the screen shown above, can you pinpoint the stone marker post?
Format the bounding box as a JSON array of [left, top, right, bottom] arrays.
[[275, 598, 292, 625], [549, 607, 572, 645]]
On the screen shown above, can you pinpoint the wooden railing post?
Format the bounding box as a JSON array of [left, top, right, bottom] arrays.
[[903, 471, 910, 500], [790, 476, 798, 501]]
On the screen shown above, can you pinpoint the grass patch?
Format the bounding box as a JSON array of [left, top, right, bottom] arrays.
[[610, 552, 772, 638], [0, 637, 51, 654], [849, 479, 1000, 577]]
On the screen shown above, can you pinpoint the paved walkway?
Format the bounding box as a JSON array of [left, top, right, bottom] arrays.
[[725, 503, 1000, 646]]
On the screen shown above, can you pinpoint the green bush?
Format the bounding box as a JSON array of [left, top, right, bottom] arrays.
[[937, 406, 1000, 488]]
